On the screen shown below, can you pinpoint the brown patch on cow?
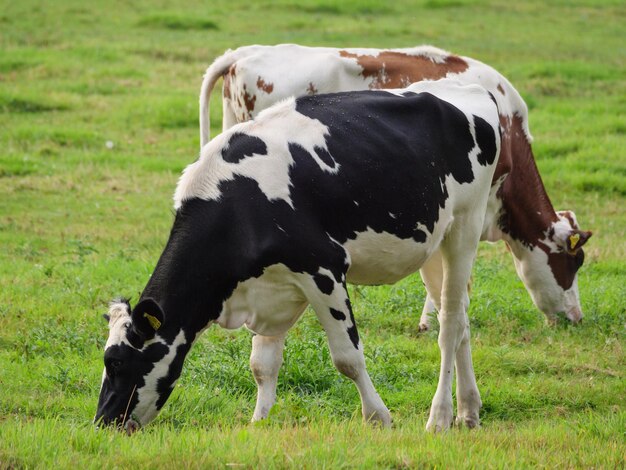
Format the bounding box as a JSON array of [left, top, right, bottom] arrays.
[[545, 249, 583, 290], [493, 114, 513, 183], [497, 83, 505, 95], [307, 82, 318, 95], [339, 50, 469, 89], [256, 76, 274, 94], [242, 84, 256, 114], [496, 114, 558, 247]]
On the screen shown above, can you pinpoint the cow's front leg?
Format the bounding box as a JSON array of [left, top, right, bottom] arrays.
[[426, 220, 480, 433], [250, 333, 286, 421], [310, 282, 391, 427]]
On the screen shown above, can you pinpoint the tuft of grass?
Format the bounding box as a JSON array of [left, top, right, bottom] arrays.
[[0, 95, 68, 113], [423, 0, 469, 8], [137, 13, 219, 31]]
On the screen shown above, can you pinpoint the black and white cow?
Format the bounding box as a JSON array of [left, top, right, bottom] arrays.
[[200, 44, 593, 326], [95, 80, 501, 432]]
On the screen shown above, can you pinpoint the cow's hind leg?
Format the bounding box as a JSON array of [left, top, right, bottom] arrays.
[[426, 217, 482, 432], [454, 322, 481, 428], [419, 250, 444, 331], [250, 333, 286, 422], [222, 97, 239, 131], [420, 249, 481, 428], [309, 279, 391, 427]]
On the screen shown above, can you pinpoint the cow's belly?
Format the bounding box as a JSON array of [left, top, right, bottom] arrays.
[[344, 228, 439, 285], [217, 264, 308, 336]]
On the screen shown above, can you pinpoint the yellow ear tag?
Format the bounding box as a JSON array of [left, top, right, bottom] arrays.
[[569, 233, 580, 250], [143, 313, 161, 330]]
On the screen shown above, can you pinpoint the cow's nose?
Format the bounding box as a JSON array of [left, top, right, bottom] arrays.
[[124, 418, 141, 435], [566, 307, 583, 324]]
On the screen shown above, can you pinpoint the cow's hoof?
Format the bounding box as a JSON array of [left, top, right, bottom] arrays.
[[426, 403, 453, 433], [364, 407, 392, 428], [455, 414, 480, 429], [418, 322, 429, 332], [251, 408, 271, 422]]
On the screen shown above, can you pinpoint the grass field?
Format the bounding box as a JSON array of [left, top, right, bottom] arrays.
[[1, 0, 625, 467]]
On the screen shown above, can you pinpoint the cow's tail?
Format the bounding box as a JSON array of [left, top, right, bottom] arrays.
[[199, 49, 242, 149]]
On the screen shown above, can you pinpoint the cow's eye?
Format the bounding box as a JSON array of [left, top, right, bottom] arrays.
[[107, 359, 123, 372]]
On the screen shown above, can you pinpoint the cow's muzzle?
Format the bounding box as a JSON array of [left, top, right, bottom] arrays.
[[565, 307, 583, 324]]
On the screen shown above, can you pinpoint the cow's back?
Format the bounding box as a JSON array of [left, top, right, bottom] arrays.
[[185, 83, 500, 285], [224, 44, 530, 141]]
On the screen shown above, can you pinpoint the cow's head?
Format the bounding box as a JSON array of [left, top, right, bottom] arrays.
[[509, 211, 592, 323], [94, 298, 189, 433]]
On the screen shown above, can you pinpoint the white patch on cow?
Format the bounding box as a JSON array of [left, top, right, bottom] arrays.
[[175, 131, 235, 204], [218, 264, 309, 336], [105, 301, 133, 349], [132, 330, 187, 426], [536, 212, 579, 255], [550, 214, 579, 252], [389, 212, 397, 219], [556, 210, 579, 228], [404, 44, 450, 63], [176, 98, 336, 209], [317, 267, 338, 285], [344, 228, 436, 285]]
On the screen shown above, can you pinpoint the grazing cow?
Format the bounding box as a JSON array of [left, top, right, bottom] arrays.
[[199, 44, 592, 326], [96, 80, 501, 433]]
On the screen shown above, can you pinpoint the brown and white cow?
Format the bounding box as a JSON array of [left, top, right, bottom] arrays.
[[199, 44, 592, 325]]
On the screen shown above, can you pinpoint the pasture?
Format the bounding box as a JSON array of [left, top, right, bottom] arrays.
[[1, 0, 624, 467]]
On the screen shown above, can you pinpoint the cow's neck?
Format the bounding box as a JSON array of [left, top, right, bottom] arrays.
[[494, 114, 558, 250], [139, 220, 232, 340]]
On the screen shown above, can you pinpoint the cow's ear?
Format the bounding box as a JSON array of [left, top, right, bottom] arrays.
[[131, 298, 164, 336], [561, 229, 593, 254]]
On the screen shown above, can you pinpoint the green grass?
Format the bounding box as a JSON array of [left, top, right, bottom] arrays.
[[0, 0, 625, 467]]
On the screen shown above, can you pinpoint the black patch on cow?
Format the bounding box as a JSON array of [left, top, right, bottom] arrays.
[[474, 115, 499, 166], [289, 90, 484, 242], [345, 299, 359, 350], [222, 133, 267, 164], [330, 308, 346, 321], [313, 273, 335, 295]]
